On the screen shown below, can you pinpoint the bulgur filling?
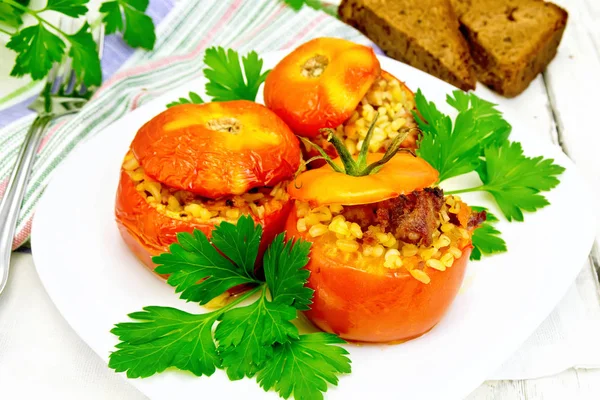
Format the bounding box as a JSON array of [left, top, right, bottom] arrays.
[[295, 192, 480, 284], [307, 73, 419, 157], [121, 152, 289, 223]]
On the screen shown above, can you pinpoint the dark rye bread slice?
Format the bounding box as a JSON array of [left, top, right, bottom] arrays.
[[450, 0, 568, 97], [339, 0, 476, 91]]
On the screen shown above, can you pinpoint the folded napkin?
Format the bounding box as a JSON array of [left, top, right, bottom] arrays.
[[1, 0, 599, 388]]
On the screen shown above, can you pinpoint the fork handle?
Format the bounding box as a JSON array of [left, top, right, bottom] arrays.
[[0, 114, 53, 295]]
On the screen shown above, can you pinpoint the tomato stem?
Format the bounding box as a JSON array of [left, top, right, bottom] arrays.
[[356, 112, 379, 170], [299, 137, 344, 173], [304, 115, 417, 177]]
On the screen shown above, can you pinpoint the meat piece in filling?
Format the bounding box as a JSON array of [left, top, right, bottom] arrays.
[[342, 188, 445, 247]]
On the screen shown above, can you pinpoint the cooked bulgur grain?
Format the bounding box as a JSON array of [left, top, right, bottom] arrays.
[[122, 152, 289, 223], [295, 193, 473, 284], [306, 72, 419, 158]]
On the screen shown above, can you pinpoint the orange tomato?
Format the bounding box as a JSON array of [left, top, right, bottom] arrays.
[[115, 169, 292, 275], [116, 100, 301, 275], [131, 101, 301, 199], [288, 153, 439, 206], [264, 37, 380, 138], [285, 204, 471, 342]]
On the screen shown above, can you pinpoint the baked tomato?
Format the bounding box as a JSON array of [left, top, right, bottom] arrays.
[[115, 101, 300, 275], [284, 130, 484, 342], [264, 37, 380, 139], [131, 101, 301, 198]]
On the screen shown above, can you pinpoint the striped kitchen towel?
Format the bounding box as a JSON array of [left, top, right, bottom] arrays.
[[0, 0, 373, 249]]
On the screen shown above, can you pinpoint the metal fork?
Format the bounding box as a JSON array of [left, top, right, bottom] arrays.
[[0, 19, 105, 295]]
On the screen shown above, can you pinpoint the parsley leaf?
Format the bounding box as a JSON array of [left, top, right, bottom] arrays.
[[415, 89, 513, 183], [6, 23, 66, 80], [446, 91, 511, 148], [203, 47, 270, 102], [467, 141, 565, 221], [99, 0, 156, 50], [415, 89, 479, 182], [153, 227, 261, 304], [99, 1, 123, 34], [215, 291, 299, 380], [0, 0, 30, 28], [109, 306, 221, 378], [45, 0, 89, 18], [211, 216, 262, 276], [166, 91, 204, 108], [112, 221, 349, 399], [67, 22, 102, 86], [257, 333, 352, 400], [470, 207, 507, 261], [264, 234, 313, 311]]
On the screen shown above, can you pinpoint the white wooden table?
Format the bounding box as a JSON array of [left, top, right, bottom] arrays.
[[468, 0, 600, 398]]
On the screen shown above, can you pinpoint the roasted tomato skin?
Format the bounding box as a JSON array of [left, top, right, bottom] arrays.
[[264, 37, 380, 138], [288, 153, 439, 206], [115, 169, 292, 275], [285, 203, 470, 342], [131, 101, 301, 199]]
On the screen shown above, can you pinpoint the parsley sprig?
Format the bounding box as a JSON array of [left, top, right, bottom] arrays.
[[165, 47, 270, 108], [0, 0, 155, 85], [470, 207, 507, 261], [452, 141, 565, 221], [204, 47, 271, 102], [415, 89, 565, 256], [110, 216, 351, 399]]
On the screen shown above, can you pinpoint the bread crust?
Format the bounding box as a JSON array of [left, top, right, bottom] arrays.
[[339, 0, 477, 91], [452, 0, 568, 97]]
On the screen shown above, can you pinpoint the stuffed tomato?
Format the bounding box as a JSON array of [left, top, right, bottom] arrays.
[[285, 126, 485, 342], [264, 37, 419, 163], [115, 100, 301, 274]]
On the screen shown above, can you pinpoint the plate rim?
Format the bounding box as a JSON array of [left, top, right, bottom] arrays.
[[31, 51, 597, 400]]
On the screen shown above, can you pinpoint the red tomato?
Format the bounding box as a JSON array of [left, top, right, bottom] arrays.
[[285, 203, 471, 342], [264, 37, 380, 138], [115, 169, 292, 275]]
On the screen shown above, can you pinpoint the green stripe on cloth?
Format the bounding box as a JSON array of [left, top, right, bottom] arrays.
[[0, 0, 374, 249]]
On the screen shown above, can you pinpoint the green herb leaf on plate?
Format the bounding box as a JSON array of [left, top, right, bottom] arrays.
[[112, 218, 350, 398], [414, 89, 479, 183], [153, 223, 261, 305], [470, 206, 507, 261], [166, 91, 204, 108], [263, 234, 313, 311], [452, 141, 565, 221], [215, 290, 299, 380], [109, 306, 221, 378], [446, 90, 511, 148], [415, 89, 513, 183], [257, 333, 352, 400], [211, 216, 262, 277], [203, 47, 270, 102]]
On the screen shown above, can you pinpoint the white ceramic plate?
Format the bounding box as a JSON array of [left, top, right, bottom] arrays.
[[32, 53, 596, 400]]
